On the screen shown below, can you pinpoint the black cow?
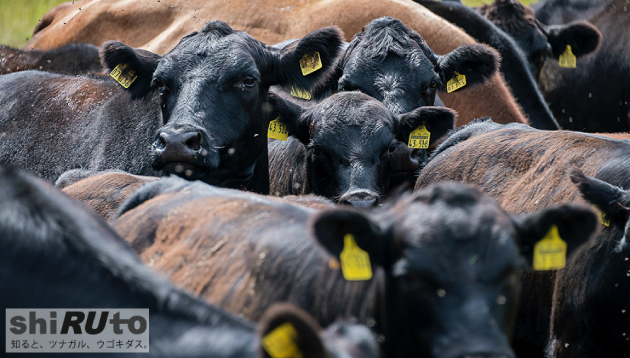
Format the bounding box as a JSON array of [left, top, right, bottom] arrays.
[[478, 0, 600, 80], [536, 0, 630, 132], [274, 16, 499, 189], [0, 167, 378, 358], [415, 122, 630, 357], [0, 43, 102, 75], [534, 0, 612, 25], [417, 0, 599, 131], [268, 91, 455, 206], [547, 168, 630, 358], [0, 20, 343, 194], [111, 174, 596, 358]]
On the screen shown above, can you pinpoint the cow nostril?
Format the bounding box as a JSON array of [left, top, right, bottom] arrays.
[[185, 133, 202, 151], [158, 133, 167, 148]]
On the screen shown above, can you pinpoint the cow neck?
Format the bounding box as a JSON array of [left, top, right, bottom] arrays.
[[217, 144, 269, 195]]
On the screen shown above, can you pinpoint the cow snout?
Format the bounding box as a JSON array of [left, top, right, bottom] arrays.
[[154, 127, 203, 164], [339, 190, 381, 208]]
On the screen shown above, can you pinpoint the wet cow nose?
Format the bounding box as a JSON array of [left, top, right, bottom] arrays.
[[339, 191, 381, 208], [158, 130, 202, 152]]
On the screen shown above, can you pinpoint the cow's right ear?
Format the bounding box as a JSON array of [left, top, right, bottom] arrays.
[[309, 208, 392, 267], [258, 303, 327, 358], [267, 92, 311, 145], [100, 41, 161, 100], [511, 204, 597, 268]]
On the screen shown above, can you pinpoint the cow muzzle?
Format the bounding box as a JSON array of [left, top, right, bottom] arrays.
[[152, 126, 217, 177], [339, 190, 381, 208]]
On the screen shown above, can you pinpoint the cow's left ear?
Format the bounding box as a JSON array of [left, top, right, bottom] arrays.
[[511, 204, 597, 268], [267, 92, 311, 145], [547, 20, 601, 59], [395, 107, 456, 147], [100, 41, 161, 100], [266, 26, 344, 92], [435, 44, 499, 90], [257, 303, 327, 358]]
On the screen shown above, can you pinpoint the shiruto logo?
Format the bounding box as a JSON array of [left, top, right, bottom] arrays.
[[6, 309, 149, 353]]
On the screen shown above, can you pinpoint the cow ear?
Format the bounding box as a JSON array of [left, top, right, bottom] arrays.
[[435, 44, 499, 90], [258, 304, 327, 358], [512, 204, 597, 268], [395, 107, 456, 147], [268, 27, 344, 92], [309, 208, 391, 267], [267, 92, 311, 145], [547, 21, 601, 59], [100, 41, 161, 100], [569, 167, 630, 226]]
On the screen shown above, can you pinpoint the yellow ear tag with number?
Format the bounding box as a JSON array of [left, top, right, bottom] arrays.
[[299, 52, 322, 76], [268, 117, 289, 141], [290, 87, 312, 100], [408, 125, 431, 149], [446, 71, 466, 93], [109, 63, 137, 88], [559, 45, 577, 68], [593, 205, 610, 227], [339, 234, 373, 281], [533, 225, 567, 271], [262, 322, 303, 358]]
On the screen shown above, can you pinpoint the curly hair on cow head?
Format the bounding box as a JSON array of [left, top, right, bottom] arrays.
[[479, 0, 537, 36]]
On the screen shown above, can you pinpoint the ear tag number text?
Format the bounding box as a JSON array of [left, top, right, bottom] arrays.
[[262, 322, 303, 358], [268, 117, 289, 141], [446, 72, 466, 93], [110, 63, 137, 88], [533, 225, 567, 271], [299, 52, 322, 76], [408, 125, 431, 149], [339, 233, 373, 281]]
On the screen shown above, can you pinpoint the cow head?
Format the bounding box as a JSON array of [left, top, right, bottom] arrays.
[[100, 21, 343, 190], [271, 91, 455, 207], [479, 0, 601, 78], [317, 16, 499, 114], [310, 182, 596, 358]]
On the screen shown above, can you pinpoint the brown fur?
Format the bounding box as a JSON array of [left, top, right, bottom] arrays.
[[0, 44, 101, 75], [479, 0, 537, 37], [26, 0, 527, 126], [415, 126, 630, 357], [112, 187, 382, 326], [61, 171, 158, 222]]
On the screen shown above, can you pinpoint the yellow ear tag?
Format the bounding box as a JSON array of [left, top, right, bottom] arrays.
[[446, 71, 466, 93], [339, 234, 373, 281], [262, 322, 303, 358], [268, 117, 289, 141], [299, 52, 322, 76], [593, 205, 610, 227], [408, 125, 431, 149], [533, 225, 567, 271], [109, 63, 137, 88], [290, 87, 312, 100], [559, 45, 577, 68]]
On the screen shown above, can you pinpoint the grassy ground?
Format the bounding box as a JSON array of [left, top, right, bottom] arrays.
[[1, 0, 541, 49], [0, 0, 67, 48]]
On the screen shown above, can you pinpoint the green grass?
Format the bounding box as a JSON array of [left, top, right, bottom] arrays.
[[0, 0, 541, 49], [0, 0, 68, 48]]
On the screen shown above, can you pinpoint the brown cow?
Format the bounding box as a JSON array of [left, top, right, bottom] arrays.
[[415, 122, 629, 357], [106, 173, 595, 358], [26, 0, 530, 126], [56, 169, 335, 222]]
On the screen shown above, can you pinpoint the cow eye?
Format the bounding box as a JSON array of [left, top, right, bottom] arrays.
[[430, 80, 437, 89], [242, 75, 257, 87], [388, 144, 397, 153]]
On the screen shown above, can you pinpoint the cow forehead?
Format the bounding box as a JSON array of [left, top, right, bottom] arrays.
[[161, 33, 264, 77]]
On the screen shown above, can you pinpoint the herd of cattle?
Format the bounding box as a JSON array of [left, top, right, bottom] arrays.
[[1, 0, 629, 357]]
